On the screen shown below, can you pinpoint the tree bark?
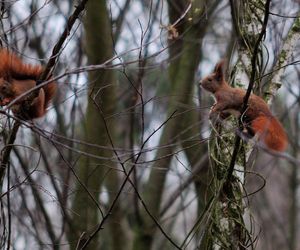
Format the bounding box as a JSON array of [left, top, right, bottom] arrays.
[[68, 1, 130, 249], [132, 1, 218, 249]]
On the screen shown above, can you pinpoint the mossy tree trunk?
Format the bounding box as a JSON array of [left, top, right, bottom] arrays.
[[199, 1, 266, 249], [199, 1, 296, 248]]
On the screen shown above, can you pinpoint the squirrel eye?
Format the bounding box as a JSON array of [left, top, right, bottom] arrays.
[[208, 78, 212, 82]]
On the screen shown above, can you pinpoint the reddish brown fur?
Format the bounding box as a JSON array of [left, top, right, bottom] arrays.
[[251, 116, 287, 151], [0, 49, 42, 80], [200, 60, 288, 152], [0, 49, 56, 119]]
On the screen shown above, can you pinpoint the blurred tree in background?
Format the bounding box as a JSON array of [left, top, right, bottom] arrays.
[[0, 0, 299, 249]]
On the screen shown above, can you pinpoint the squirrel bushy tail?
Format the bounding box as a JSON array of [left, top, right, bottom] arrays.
[[251, 115, 287, 152], [0, 49, 42, 80]]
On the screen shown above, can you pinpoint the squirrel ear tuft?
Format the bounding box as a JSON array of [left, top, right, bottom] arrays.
[[214, 59, 226, 81]]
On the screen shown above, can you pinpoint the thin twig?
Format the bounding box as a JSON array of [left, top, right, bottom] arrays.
[[6, 153, 11, 250], [39, 0, 89, 81], [160, 154, 209, 217], [0, 122, 20, 188], [13, 148, 58, 245]]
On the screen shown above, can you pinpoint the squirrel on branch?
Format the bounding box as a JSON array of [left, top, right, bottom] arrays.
[[0, 49, 56, 120], [199, 60, 288, 152]]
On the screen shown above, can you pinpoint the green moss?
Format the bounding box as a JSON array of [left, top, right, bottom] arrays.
[[292, 17, 300, 33], [279, 50, 287, 64]]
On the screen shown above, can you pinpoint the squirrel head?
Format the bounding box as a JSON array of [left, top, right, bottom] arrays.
[[199, 60, 227, 93], [0, 77, 15, 105], [0, 77, 37, 106]]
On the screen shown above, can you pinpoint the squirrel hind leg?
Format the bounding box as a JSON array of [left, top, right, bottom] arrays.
[[28, 88, 46, 119], [12, 88, 47, 120]]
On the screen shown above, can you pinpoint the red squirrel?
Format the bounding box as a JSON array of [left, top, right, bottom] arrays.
[[0, 49, 56, 119], [199, 60, 287, 152]]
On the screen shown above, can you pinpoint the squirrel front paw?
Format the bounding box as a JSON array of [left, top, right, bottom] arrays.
[[208, 104, 215, 118], [209, 110, 218, 120]]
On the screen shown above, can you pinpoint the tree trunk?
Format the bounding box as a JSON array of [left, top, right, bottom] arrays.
[[132, 1, 218, 249], [68, 1, 130, 249]]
